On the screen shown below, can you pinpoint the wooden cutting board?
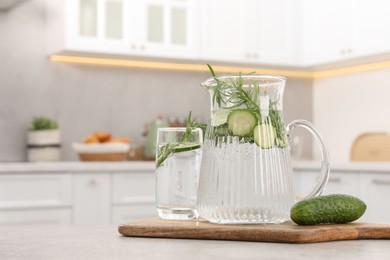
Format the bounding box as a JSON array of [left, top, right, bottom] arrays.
[[118, 218, 390, 244]]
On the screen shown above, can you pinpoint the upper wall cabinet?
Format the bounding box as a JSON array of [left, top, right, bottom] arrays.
[[46, 0, 199, 60], [353, 0, 390, 58], [46, 0, 390, 68], [199, 0, 302, 66], [303, 0, 390, 66], [303, 0, 357, 65]]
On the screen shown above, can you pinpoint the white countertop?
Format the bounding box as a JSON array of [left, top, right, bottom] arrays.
[[0, 161, 155, 173], [293, 161, 390, 173], [1, 160, 390, 173], [0, 225, 389, 260]]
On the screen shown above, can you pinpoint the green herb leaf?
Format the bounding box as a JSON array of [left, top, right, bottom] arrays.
[[156, 112, 202, 168], [207, 64, 286, 147], [207, 64, 216, 77], [29, 116, 58, 131]]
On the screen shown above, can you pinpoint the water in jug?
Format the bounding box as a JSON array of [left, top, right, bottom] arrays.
[[197, 74, 330, 224]]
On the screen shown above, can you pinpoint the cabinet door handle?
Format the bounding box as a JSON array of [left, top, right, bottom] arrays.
[[140, 45, 145, 50], [253, 53, 259, 59], [372, 179, 390, 185], [131, 44, 136, 50], [328, 177, 341, 183]]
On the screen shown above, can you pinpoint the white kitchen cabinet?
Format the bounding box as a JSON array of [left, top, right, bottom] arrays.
[[73, 173, 111, 225], [135, 0, 199, 59], [112, 204, 156, 224], [353, 0, 390, 57], [0, 173, 73, 225], [254, 0, 301, 66], [323, 173, 360, 197], [0, 174, 72, 209], [200, 0, 300, 66], [0, 163, 156, 225], [303, 0, 358, 65], [303, 0, 390, 66], [294, 166, 390, 223], [199, 0, 247, 63], [0, 209, 72, 225], [359, 173, 390, 223], [293, 170, 359, 199], [112, 172, 155, 223], [46, 0, 127, 55], [46, 0, 199, 60]]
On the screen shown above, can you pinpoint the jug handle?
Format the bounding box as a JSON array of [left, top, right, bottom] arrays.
[[286, 119, 330, 200]]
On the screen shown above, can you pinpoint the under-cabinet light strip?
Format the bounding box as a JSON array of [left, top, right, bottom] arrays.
[[49, 55, 390, 79], [312, 60, 390, 78], [49, 55, 313, 78]]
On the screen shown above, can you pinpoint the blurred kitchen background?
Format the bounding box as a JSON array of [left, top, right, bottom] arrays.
[[2, 0, 390, 225], [0, 0, 389, 163], [1, 0, 390, 162], [0, 0, 316, 162]]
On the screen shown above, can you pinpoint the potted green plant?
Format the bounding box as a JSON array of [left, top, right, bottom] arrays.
[[27, 116, 61, 162]]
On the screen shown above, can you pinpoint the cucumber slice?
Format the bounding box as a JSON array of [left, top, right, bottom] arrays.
[[227, 109, 257, 137], [171, 143, 201, 153], [253, 124, 276, 148], [214, 124, 230, 136], [211, 109, 231, 127], [276, 133, 289, 148]]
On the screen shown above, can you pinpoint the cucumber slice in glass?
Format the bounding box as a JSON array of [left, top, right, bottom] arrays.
[[253, 124, 276, 148], [214, 124, 230, 136], [171, 143, 201, 153], [211, 109, 231, 127], [227, 109, 257, 137]]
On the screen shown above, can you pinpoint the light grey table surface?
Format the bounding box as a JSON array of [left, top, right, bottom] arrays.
[[0, 225, 390, 260]]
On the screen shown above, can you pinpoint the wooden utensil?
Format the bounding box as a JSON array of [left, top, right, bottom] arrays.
[[351, 132, 390, 161]]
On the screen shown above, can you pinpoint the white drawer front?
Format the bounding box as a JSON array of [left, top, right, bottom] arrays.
[[0, 208, 72, 225], [112, 173, 155, 205], [112, 204, 156, 224], [0, 174, 72, 209], [360, 173, 390, 223], [73, 174, 110, 225]]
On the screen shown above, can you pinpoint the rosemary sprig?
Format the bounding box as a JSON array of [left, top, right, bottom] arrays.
[[207, 65, 261, 118], [206, 64, 287, 146], [207, 64, 224, 107], [156, 143, 173, 168], [156, 112, 203, 168]]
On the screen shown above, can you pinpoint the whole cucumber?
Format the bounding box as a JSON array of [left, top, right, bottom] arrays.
[[290, 194, 367, 225]]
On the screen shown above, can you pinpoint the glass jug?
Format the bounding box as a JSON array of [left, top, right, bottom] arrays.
[[197, 75, 330, 224]]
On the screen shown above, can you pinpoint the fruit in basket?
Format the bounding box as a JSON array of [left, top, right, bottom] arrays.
[[108, 137, 130, 144], [82, 132, 111, 143], [81, 132, 130, 144], [74, 132, 131, 161], [94, 132, 111, 142], [82, 134, 100, 144]]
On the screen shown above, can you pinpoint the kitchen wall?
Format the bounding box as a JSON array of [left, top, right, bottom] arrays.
[[313, 67, 390, 162], [0, 0, 313, 161]]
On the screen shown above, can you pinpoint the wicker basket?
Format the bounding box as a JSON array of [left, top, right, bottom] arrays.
[[73, 143, 130, 162], [78, 152, 127, 161]]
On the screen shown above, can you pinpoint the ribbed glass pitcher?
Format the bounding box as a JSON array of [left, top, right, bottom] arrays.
[[197, 75, 330, 224]]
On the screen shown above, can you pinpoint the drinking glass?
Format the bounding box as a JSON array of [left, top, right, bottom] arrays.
[[155, 127, 203, 220]]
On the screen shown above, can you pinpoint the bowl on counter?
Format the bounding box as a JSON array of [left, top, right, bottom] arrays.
[[72, 143, 131, 161]]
